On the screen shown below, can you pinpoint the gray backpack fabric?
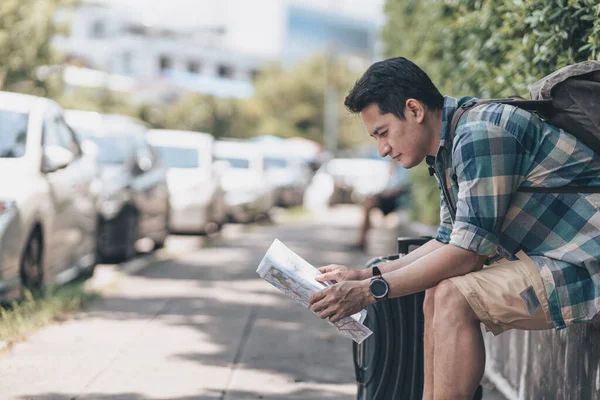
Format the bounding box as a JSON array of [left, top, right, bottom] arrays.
[[449, 60, 600, 194], [529, 60, 600, 155]]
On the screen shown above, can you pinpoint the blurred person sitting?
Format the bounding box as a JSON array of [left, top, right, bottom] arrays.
[[354, 160, 410, 251]]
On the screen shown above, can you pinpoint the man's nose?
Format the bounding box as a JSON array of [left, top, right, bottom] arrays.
[[378, 139, 391, 158]]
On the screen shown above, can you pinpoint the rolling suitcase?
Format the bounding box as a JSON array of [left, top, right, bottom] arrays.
[[353, 237, 483, 400]]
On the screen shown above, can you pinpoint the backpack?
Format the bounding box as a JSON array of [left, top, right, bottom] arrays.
[[449, 60, 600, 195]]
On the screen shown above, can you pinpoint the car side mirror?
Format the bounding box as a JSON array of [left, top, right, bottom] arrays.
[[42, 145, 74, 173], [135, 157, 152, 174]]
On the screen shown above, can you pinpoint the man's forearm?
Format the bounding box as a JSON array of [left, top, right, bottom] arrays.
[[361, 239, 445, 278], [384, 244, 487, 298]]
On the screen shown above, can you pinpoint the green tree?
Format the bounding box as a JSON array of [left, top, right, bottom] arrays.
[[0, 0, 66, 97], [155, 94, 248, 139], [245, 56, 370, 149]]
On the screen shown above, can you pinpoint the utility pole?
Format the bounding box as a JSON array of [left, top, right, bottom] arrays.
[[323, 45, 338, 155]]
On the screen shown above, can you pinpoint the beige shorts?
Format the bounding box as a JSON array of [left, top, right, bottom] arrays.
[[449, 251, 554, 336]]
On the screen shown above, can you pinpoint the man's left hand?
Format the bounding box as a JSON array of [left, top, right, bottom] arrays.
[[308, 280, 373, 323]]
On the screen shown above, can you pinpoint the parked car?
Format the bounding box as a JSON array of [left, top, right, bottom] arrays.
[[147, 129, 227, 234], [262, 147, 312, 208], [64, 111, 169, 262], [0, 92, 98, 300], [303, 158, 391, 212], [213, 140, 276, 223]]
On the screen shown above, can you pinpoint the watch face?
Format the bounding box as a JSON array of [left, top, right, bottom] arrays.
[[370, 278, 388, 299]]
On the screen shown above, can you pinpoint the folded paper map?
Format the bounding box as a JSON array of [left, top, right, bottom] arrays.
[[256, 239, 373, 344]]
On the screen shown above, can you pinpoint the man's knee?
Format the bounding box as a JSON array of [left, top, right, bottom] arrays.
[[423, 287, 436, 319], [433, 279, 478, 324]]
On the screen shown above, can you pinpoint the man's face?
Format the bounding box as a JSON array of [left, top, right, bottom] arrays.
[[360, 102, 429, 169]]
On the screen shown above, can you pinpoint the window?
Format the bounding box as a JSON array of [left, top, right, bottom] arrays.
[[159, 56, 172, 74], [265, 157, 288, 169], [217, 65, 233, 78], [154, 146, 199, 169], [43, 114, 82, 157], [56, 117, 82, 157], [88, 136, 134, 165], [216, 156, 249, 169], [0, 110, 28, 158], [91, 20, 105, 38], [187, 61, 201, 74]]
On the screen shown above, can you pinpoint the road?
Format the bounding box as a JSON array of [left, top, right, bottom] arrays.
[[0, 206, 392, 400]]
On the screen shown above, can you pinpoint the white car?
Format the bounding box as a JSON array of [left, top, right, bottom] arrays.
[[303, 158, 391, 212], [0, 92, 98, 300], [213, 140, 276, 223], [261, 146, 312, 208], [147, 129, 227, 234]]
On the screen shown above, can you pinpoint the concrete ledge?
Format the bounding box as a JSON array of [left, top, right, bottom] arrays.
[[484, 323, 600, 399]]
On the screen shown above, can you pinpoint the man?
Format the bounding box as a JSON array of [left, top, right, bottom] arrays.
[[353, 159, 409, 251], [308, 57, 600, 400]]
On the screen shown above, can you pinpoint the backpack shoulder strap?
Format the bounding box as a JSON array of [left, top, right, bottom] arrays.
[[449, 98, 554, 141]]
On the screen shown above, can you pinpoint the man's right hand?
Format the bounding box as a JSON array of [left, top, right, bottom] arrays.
[[315, 264, 369, 283]]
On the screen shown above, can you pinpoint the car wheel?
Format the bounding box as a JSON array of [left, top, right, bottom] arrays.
[[123, 210, 138, 261], [20, 231, 43, 296], [108, 210, 137, 263], [154, 204, 169, 249]]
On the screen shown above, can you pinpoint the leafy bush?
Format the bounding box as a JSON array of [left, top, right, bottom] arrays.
[[382, 0, 600, 224]]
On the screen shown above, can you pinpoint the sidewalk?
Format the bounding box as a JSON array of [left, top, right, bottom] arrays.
[[0, 205, 506, 399]]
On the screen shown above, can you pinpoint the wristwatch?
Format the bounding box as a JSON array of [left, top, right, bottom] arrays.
[[369, 266, 389, 301]]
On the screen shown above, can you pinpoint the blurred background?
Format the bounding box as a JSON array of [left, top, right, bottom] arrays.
[[1, 1, 599, 399]]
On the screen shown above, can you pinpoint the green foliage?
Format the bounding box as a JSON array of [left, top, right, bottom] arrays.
[[151, 94, 248, 139], [0, 0, 67, 97], [240, 57, 369, 148], [383, 0, 600, 224], [56, 87, 140, 116], [0, 283, 97, 346]]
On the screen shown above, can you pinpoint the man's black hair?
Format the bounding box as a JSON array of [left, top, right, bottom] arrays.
[[344, 57, 444, 119]]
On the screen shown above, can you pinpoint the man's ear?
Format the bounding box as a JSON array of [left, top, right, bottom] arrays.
[[405, 99, 425, 123]]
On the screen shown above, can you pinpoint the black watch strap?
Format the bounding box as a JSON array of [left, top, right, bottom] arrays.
[[372, 265, 382, 277]]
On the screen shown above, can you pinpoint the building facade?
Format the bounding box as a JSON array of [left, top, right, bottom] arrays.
[[53, 0, 381, 103]]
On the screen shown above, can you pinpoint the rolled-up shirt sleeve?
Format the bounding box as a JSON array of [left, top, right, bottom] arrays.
[[449, 121, 531, 256], [436, 195, 452, 244]]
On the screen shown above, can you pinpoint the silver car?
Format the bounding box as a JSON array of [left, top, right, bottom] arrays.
[[64, 111, 170, 263], [147, 129, 227, 234], [0, 92, 98, 300], [214, 140, 276, 223]]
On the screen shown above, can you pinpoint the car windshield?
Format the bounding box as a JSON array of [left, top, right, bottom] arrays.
[[89, 136, 133, 165], [154, 146, 199, 169], [217, 156, 250, 169], [265, 157, 288, 169], [0, 110, 28, 158]]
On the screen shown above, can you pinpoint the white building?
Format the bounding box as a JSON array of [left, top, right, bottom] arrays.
[[53, 0, 383, 103]]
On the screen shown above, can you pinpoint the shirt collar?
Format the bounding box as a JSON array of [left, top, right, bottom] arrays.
[[438, 96, 459, 153]]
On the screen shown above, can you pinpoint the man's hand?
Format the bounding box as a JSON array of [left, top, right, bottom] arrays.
[[308, 280, 373, 323], [314, 264, 367, 283]]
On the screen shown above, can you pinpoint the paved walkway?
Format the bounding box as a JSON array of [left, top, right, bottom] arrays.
[[0, 205, 505, 400]]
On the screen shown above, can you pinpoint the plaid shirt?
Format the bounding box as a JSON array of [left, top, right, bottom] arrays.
[[432, 96, 600, 329]]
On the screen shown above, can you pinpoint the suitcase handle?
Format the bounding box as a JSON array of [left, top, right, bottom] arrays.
[[397, 236, 433, 254]]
